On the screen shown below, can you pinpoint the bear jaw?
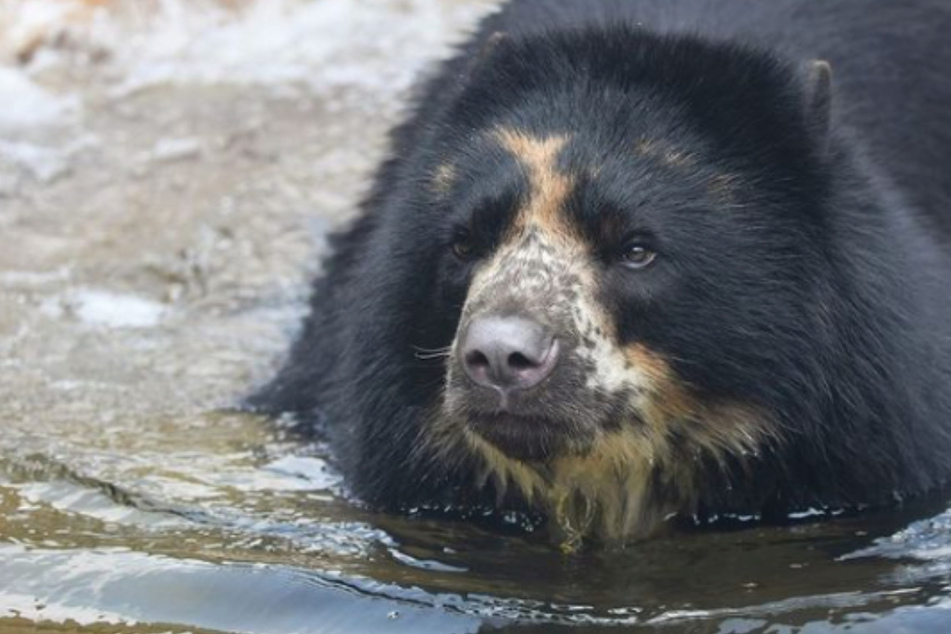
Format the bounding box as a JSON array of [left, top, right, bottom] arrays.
[[425, 401, 773, 546]]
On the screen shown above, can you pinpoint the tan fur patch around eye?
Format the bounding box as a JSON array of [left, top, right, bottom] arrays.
[[493, 128, 575, 238]]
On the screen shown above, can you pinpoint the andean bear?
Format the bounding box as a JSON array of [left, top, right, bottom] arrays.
[[252, 0, 951, 545]]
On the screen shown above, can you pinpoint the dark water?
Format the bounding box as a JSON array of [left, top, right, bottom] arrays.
[[1, 411, 951, 633], [2, 1, 951, 632]]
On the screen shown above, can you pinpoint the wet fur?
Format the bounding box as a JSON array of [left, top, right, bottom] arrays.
[[251, 0, 951, 542]]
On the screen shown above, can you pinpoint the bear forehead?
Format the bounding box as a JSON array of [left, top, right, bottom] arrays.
[[433, 125, 740, 237]]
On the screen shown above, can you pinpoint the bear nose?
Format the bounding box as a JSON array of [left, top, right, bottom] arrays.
[[460, 315, 559, 392]]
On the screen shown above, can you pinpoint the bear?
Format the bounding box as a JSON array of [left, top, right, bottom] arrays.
[[250, 0, 951, 545]]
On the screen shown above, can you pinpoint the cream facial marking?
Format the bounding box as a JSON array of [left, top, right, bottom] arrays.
[[493, 128, 574, 236]]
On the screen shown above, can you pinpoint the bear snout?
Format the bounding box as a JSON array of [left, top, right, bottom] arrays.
[[458, 314, 560, 396]]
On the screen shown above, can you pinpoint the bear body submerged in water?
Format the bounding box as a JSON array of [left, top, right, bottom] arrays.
[[253, 0, 951, 544]]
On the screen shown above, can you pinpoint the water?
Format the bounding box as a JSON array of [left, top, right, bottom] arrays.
[[1, 1, 950, 632]]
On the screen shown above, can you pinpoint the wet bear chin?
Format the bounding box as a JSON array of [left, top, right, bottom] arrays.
[[462, 412, 579, 462]]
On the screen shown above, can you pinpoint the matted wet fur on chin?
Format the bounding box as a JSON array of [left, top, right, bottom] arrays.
[[423, 398, 775, 544]]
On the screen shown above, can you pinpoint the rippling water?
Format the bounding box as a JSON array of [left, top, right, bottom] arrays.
[[1, 1, 950, 632], [2, 409, 951, 633]]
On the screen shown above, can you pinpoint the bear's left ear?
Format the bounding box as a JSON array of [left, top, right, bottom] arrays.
[[803, 60, 833, 153]]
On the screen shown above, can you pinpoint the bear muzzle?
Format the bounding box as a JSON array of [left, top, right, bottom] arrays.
[[458, 314, 560, 400]]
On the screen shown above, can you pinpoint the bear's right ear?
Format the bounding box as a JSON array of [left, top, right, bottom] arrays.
[[804, 60, 833, 154]]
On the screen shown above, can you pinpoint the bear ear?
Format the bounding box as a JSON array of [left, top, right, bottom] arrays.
[[804, 60, 833, 152]]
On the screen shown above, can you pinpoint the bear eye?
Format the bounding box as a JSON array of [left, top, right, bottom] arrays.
[[451, 227, 475, 260], [619, 242, 656, 269]]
